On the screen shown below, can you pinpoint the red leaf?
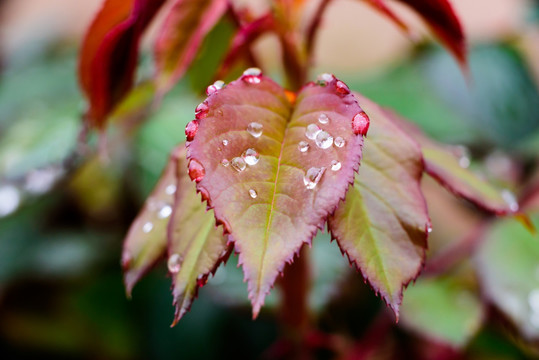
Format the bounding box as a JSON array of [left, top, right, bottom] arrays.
[[79, 0, 165, 129], [186, 72, 366, 316], [154, 0, 228, 94]]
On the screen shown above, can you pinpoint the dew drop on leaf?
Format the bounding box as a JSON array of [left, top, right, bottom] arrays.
[[298, 141, 309, 153], [331, 160, 341, 171], [185, 120, 199, 141], [427, 226, 433, 234], [335, 80, 350, 95], [221, 159, 230, 167], [242, 148, 260, 166], [305, 124, 321, 140], [303, 167, 325, 190], [195, 102, 209, 119], [242, 67, 262, 84], [334, 136, 345, 148], [188, 159, 205, 182], [231, 157, 247, 172], [165, 184, 176, 195], [222, 139, 229, 146], [142, 222, 154, 233], [206, 80, 225, 96], [352, 111, 370, 136], [316, 73, 334, 86], [249, 189, 257, 198], [315, 131, 333, 149], [167, 253, 182, 273], [247, 122, 263, 138], [158, 205, 172, 219], [318, 113, 329, 124]]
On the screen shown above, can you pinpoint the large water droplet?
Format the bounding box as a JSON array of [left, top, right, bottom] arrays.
[[247, 122, 263, 138], [158, 205, 173, 219], [142, 222, 154, 233], [334, 136, 345, 148], [231, 157, 247, 172], [243, 67, 262, 76], [316, 73, 334, 86], [188, 159, 205, 182], [242, 148, 260, 166], [195, 102, 209, 119], [315, 131, 333, 149], [221, 159, 230, 167], [305, 124, 321, 140], [335, 80, 350, 95], [352, 111, 370, 136], [0, 185, 20, 217], [331, 160, 341, 171], [304, 167, 325, 190], [501, 189, 519, 212], [249, 189, 257, 198], [167, 253, 182, 273], [528, 289, 539, 313], [185, 120, 199, 141], [318, 113, 329, 124], [206, 80, 225, 96], [242, 67, 262, 84], [165, 184, 177, 195], [298, 141, 309, 153]]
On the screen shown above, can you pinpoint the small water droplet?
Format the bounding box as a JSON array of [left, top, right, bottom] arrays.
[[305, 124, 321, 140], [352, 111, 370, 136], [242, 148, 260, 166], [195, 102, 209, 119], [528, 289, 539, 313], [335, 80, 350, 95], [142, 222, 154, 233], [249, 189, 257, 198], [0, 185, 20, 217], [501, 189, 519, 212], [428, 226, 433, 234], [206, 80, 225, 96], [298, 141, 309, 153], [188, 159, 205, 182], [231, 157, 247, 172], [158, 205, 172, 219], [243, 67, 262, 76], [242, 67, 262, 84], [165, 184, 177, 195], [222, 139, 229, 146], [331, 160, 341, 171], [221, 159, 230, 167], [318, 113, 329, 124], [185, 120, 199, 141], [334, 136, 345, 148], [304, 167, 326, 190], [315, 131, 333, 149], [247, 122, 263, 138], [316, 73, 334, 86], [167, 253, 182, 273]]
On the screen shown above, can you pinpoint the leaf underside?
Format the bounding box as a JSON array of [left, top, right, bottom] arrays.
[[187, 74, 365, 316], [329, 94, 429, 318]]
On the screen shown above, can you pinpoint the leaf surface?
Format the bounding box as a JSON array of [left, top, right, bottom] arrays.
[[168, 146, 229, 324], [154, 0, 228, 93], [187, 73, 366, 316], [79, 0, 165, 128], [328, 94, 429, 317]]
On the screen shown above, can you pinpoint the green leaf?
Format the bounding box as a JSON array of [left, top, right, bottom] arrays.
[[186, 73, 366, 316], [400, 276, 484, 347], [328, 94, 428, 317], [168, 146, 229, 324]]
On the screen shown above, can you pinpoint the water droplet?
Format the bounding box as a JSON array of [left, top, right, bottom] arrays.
[[167, 253, 182, 273], [243, 67, 262, 76], [242, 67, 262, 84], [142, 222, 153, 233], [185, 120, 199, 141], [352, 111, 370, 136], [249, 189, 257, 198], [428, 226, 433, 234], [195, 102, 209, 119], [528, 289, 539, 313], [455, 145, 471, 168], [459, 156, 471, 168], [335, 80, 350, 95], [315, 131, 333, 149], [242, 148, 260, 166], [165, 184, 177, 195], [316, 73, 334, 86], [298, 141, 309, 153], [231, 157, 247, 172], [0, 185, 20, 217], [247, 122, 263, 138], [305, 124, 321, 140], [318, 113, 329, 124], [334, 136, 345, 148], [304, 167, 326, 190], [501, 189, 519, 212], [206, 80, 225, 96], [188, 159, 205, 182], [158, 205, 172, 219], [221, 159, 230, 167], [331, 160, 341, 171], [222, 139, 229, 146]]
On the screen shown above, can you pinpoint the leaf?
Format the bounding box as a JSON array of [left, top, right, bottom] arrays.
[[400, 276, 484, 347], [121, 148, 177, 295], [328, 94, 429, 317], [168, 146, 229, 325], [364, 0, 467, 67], [79, 0, 165, 128], [186, 73, 366, 316], [154, 0, 228, 94]]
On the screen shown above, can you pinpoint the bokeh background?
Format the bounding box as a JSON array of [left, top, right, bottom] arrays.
[[1, 0, 539, 358]]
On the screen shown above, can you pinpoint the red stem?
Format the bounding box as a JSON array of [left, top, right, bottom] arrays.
[[305, 0, 333, 62]]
